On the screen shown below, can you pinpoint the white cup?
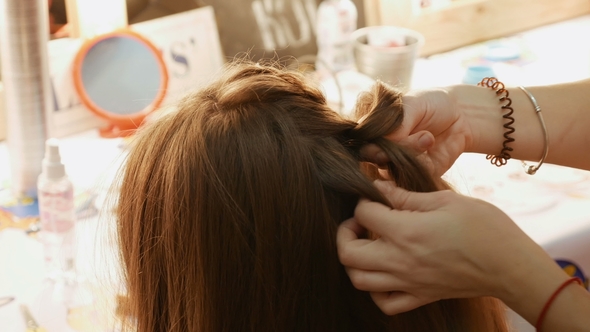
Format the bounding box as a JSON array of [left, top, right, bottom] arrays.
[[352, 26, 424, 91]]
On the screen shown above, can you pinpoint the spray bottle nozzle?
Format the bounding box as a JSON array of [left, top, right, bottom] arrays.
[[42, 138, 66, 180]]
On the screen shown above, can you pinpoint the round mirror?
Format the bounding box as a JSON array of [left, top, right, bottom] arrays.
[[73, 30, 168, 137]]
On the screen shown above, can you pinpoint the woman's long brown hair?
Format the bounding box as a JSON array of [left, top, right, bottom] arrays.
[[116, 62, 508, 331]]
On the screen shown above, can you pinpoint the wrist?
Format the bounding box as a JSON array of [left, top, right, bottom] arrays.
[[446, 84, 505, 155], [493, 251, 570, 325], [538, 278, 590, 331]]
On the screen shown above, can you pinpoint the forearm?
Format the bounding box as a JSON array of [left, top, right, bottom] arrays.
[[450, 79, 590, 170], [524, 80, 590, 170], [540, 281, 590, 331], [487, 238, 590, 331], [500, 264, 590, 331]]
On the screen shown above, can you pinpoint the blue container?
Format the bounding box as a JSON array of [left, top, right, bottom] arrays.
[[462, 65, 496, 85]]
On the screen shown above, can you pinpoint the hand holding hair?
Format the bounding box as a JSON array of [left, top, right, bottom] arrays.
[[337, 180, 590, 330], [365, 88, 472, 177], [338, 180, 534, 306], [375, 79, 590, 174]]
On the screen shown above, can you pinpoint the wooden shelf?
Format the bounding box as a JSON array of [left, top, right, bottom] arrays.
[[365, 0, 590, 56]]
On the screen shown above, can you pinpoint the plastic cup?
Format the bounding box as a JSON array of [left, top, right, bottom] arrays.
[[352, 26, 424, 92]]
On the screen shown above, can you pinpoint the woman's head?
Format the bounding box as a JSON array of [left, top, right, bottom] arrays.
[[116, 61, 507, 331]]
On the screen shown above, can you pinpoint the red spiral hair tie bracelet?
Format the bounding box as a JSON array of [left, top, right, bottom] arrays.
[[478, 77, 515, 167], [535, 277, 583, 331]]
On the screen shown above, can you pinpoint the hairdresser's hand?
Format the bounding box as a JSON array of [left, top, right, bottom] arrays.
[[337, 180, 568, 318], [361, 88, 467, 177], [362, 86, 498, 177]]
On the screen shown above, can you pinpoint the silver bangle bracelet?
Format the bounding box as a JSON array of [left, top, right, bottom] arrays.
[[518, 86, 549, 175]]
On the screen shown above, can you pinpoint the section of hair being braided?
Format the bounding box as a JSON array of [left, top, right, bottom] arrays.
[[347, 81, 441, 191]]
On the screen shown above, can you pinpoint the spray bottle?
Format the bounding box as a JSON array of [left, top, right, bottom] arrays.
[[37, 138, 76, 280], [315, 0, 358, 78]]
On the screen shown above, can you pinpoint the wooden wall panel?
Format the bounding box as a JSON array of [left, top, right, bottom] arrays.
[[366, 0, 590, 56]]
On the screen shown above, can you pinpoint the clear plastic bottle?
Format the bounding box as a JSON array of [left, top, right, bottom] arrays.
[[37, 138, 76, 281], [315, 0, 358, 77]]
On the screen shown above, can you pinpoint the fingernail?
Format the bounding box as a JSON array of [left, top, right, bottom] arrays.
[[417, 133, 434, 150]]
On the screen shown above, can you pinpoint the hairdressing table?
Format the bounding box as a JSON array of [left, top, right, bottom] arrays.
[[1, 14, 590, 332]]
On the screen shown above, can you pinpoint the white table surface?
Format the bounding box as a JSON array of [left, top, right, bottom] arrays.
[[0, 131, 126, 331], [2, 15, 590, 332]]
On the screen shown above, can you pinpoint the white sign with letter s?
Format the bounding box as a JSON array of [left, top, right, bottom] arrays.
[[48, 6, 224, 138]]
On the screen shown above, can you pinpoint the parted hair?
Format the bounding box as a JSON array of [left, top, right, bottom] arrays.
[[116, 61, 508, 331]]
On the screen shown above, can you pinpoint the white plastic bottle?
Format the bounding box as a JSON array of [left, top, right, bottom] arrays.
[[37, 138, 76, 281], [315, 0, 358, 77]]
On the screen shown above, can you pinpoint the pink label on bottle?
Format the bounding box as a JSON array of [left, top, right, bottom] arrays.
[[38, 189, 75, 233]]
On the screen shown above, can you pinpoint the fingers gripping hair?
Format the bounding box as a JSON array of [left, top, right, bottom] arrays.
[[299, 79, 441, 222], [346, 82, 440, 192]]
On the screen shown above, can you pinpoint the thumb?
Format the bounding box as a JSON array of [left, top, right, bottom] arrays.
[[401, 130, 435, 153], [373, 180, 450, 212]]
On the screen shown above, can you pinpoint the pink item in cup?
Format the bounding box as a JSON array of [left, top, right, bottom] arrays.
[[367, 29, 406, 48]]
